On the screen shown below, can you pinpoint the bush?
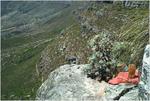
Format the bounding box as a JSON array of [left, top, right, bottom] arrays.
[[87, 31, 116, 82]]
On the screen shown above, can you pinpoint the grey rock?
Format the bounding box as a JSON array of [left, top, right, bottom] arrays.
[[119, 87, 139, 100], [105, 84, 136, 99], [95, 11, 103, 18], [36, 64, 105, 100], [60, 29, 65, 35], [123, 1, 149, 8], [139, 44, 150, 100], [65, 55, 79, 64]]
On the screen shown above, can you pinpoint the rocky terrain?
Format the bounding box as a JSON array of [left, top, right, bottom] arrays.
[[36, 1, 149, 100], [36, 64, 103, 100], [36, 44, 150, 100], [37, 1, 149, 81], [1, 1, 149, 100]]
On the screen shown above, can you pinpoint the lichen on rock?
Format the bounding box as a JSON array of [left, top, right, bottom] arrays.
[[36, 64, 107, 100]]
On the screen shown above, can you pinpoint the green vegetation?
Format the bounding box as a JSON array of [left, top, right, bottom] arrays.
[[1, 1, 80, 99], [1, 37, 51, 99], [1, 1, 149, 100], [40, 22, 91, 79], [81, 3, 149, 66], [78, 3, 149, 81]]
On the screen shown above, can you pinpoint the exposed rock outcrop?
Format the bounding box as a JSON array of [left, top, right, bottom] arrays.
[[36, 45, 150, 100], [113, 1, 149, 8], [123, 1, 149, 8], [36, 2, 149, 100], [105, 84, 138, 100], [36, 64, 108, 100], [139, 44, 150, 99]]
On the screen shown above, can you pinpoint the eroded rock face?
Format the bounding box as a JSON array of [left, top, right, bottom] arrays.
[[105, 84, 138, 100], [36, 64, 106, 100], [123, 1, 149, 8], [139, 44, 150, 99]]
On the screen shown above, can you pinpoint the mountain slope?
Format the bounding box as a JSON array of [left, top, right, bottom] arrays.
[[1, 1, 149, 100], [37, 2, 149, 80], [1, 1, 82, 99]]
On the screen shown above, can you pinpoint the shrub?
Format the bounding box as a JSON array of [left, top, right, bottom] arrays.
[[87, 31, 116, 82]]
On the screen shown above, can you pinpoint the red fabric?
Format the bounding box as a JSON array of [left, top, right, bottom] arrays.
[[108, 72, 140, 85]]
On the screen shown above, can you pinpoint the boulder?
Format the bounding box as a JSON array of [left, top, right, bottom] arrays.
[[36, 64, 107, 100], [139, 44, 150, 99], [65, 55, 78, 64], [123, 1, 149, 8]]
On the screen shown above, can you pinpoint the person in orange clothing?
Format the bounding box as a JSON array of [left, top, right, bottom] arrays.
[[108, 64, 140, 85]]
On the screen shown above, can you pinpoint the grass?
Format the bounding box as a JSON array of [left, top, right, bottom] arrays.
[[1, 2, 149, 100], [80, 3, 149, 66], [1, 2, 79, 99], [1, 41, 49, 99]]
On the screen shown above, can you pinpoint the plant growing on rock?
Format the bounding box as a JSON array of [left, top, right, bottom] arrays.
[[87, 31, 116, 82]]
